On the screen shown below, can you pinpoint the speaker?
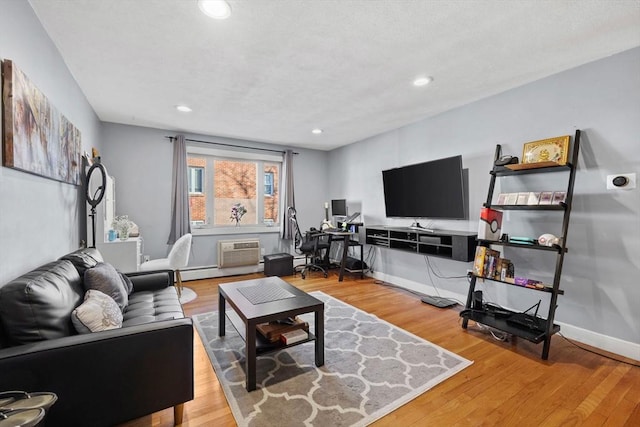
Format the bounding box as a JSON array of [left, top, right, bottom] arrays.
[[473, 290, 483, 310]]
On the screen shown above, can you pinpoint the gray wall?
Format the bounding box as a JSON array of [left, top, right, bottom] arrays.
[[328, 47, 640, 348], [100, 123, 328, 266], [1, 0, 636, 356], [0, 0, 102, 285]]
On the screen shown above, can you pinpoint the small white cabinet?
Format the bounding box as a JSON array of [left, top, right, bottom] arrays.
[[96, 237, 142, 273], [87, 171, 142, 272]]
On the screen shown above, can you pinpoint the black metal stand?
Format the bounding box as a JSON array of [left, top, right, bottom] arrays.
[[89, 206, 97, 248]]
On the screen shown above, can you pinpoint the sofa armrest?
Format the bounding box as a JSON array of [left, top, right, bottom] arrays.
[[126, 269, 175, 292], [0, 317, 194, 427]]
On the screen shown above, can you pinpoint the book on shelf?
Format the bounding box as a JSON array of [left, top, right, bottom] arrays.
[[280, 329, 309, 345], [473, 246, 502, 279], [473, 246, 487, 276], [484, 249, 501, 278], [257, 317, 309, 343], [473, 246, 501, 278]]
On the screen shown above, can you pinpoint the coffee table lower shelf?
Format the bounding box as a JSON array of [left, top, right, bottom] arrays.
[[226, 310, 316, 355]]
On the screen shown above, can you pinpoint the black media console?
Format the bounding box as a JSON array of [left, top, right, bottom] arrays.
[[365, 226, 477, 262]]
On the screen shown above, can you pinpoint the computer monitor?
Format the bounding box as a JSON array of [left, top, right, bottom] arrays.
[[331, 199, 347, 216]]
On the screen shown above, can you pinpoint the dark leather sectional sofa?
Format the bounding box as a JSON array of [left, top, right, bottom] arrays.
[[0, 247, 193, 427]]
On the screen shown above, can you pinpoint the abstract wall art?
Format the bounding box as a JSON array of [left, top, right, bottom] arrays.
[[2, 59, 82, 185]]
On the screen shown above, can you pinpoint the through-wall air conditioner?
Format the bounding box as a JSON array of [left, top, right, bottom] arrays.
[[218, 239, 261, 268]]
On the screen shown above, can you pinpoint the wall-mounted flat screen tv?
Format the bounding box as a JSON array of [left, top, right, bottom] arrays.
[[382, 155, 466, 219]]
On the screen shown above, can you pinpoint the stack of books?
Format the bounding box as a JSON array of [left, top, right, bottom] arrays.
[[280, 329, 309, 345], [257, 316, 309, 343]]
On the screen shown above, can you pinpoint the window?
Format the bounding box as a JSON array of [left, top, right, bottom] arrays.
[[187, 147, 281, 229], [188, 166, 204, 193], [264, 171, 274, 196]]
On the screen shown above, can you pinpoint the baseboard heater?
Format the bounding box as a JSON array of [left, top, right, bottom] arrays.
[[218, 239, 261, 268]]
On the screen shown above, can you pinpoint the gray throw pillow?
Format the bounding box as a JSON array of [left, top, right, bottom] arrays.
[[84, 262, 129, 310], [119, 272, 134, 295], [71, 289, 123, 334]]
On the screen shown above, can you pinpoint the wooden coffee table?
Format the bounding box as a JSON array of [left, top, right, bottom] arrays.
[[218, 276, 324, 391]]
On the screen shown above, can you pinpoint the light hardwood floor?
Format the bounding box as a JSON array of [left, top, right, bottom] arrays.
[[120, 271, 640, 427]]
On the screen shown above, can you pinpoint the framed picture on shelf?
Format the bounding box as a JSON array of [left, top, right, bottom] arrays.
[[527, 192, 541, 205], [505, 193, 518, 205], [539, 191, 553, 205], [496, 193, 508, 205], [552, 191, 567, 204], [522, 135, 570, 165]]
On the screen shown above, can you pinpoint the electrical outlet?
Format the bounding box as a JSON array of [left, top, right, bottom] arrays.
[[260, 248, 265, 255], [606, 173, 636, 190]]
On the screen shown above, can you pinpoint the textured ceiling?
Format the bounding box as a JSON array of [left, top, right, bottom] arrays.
[[29, 0, 640, 151]]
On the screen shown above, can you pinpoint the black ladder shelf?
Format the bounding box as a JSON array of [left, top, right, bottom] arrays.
[[460, 129, 581, 360]]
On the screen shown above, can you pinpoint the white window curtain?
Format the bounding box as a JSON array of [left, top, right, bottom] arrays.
[[281, 149, 296, 240], [167, 134, 192, 244]]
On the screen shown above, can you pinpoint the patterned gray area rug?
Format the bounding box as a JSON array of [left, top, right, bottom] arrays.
[[193, 291, 472, 427]]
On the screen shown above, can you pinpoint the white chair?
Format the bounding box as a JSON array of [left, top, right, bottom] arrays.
[[140, 233, 192, 299]]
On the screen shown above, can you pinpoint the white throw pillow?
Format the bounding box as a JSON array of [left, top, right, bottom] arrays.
[[71, 289, 123, 334]]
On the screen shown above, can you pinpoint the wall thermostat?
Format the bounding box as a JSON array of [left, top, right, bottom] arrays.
[[606, 173, 636, 190]]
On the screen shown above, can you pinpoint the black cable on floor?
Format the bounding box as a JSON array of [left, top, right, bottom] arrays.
[[557, 333, 640, 368]]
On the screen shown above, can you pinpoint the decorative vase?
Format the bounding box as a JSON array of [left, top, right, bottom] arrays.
[[119, 230, 129, 240]]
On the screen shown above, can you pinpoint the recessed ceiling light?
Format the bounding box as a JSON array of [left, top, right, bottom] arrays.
[[413, 76, 434, 87], [176, 105, 192, 112], [198, 0, 232, 19], [312, 128, 323, 134]]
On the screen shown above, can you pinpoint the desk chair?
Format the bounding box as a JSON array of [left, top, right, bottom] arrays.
[[139, 233, 192, 299], [298, 229, 330, 279], [288, 207, 329, 279]]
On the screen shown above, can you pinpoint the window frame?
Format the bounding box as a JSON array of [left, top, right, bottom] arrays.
[[186, 145, 283, 235]]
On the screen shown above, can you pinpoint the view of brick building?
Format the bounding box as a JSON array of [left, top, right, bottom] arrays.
[[187, 156, 279, 227], [188, 157, 206, 222]]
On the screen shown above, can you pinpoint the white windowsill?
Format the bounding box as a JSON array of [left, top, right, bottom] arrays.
[[191, 226, 282, 236]]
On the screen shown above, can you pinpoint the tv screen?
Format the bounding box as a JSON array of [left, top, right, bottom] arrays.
[[382, 155, 466, 219], [331, 199, 347, 216]]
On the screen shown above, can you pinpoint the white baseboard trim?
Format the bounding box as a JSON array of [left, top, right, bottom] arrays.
[[181, 264, 263, 281], [556, 322, 639, 362], [180, 255, 307, 282], [368, 271, 464, 303], [369, 271, 639, 361]]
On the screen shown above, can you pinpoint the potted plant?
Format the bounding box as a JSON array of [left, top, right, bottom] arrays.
[[230, 203, 247, 226], [112, 215, 133, 240]]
